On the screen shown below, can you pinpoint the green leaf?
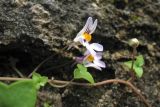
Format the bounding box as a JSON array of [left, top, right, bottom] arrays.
[[32, 72, 48, 89], [44, 102, 51, 107], [135, 55, 144, 67], [134, 67, 143, 78], [0, 73, 48, 107], [0, 80, 37, 107], [77, 64, 87, 72], [124, 61, 132, 69], [123, 55, 144, 78], [74, 64, 95, 84]]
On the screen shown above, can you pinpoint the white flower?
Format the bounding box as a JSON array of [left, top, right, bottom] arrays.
[[73, 17, 103, 56], [73, 17, 105, 70], [85, 42, 103, 56], [83, 50, 106, 71], [74, 17, 97, 45]]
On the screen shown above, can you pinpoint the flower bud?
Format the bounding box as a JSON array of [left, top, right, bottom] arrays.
[[129, 38, 139, 48]]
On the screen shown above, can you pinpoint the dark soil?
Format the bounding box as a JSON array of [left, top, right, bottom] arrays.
[[0, 0, 160, 107]]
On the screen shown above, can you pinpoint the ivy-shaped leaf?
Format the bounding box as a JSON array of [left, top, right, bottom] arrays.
[[0, 80, 37, 107], [134, 67, 143, 78], [135, 55, 144, 67], [124, 55, 144, 78], [32, 72, 48, 89], [77, 64, 87, 72], [74, 64, 95, 84], [124, 61, 132, 69], [0, 73, 48, 107]]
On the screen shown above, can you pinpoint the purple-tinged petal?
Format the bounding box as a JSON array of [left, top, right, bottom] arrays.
[[75, 56, 85, 63], [84, 63, 102, 71], [94, 52, 102, 60], [85, 42, 97, 56], [84, 50, 90, 56], [89, 19, 98, 34], [73, 35, 81, 42], [79, 37, 86, 46], [94, 60, 106, 68], [87, 17, 93, 33], [90, 43, 103, 51], [82, 17, 93, 32], [74, 17, 92, 42]]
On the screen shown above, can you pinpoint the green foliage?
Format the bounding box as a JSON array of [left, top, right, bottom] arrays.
[[32, 72, 48, 89], [74, 64, 95, 84], [43, 102, 51, 107], [135, 55, 144, 67], [124, 55, 144, 78], [0, 73, 48, 107]]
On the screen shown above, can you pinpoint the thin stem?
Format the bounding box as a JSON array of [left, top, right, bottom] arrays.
[[131, 47, 137, 70], [130, 47, 137, 81], [9, 57, 24, 78], [43, 60, 74, 72], [10, 65, 24, 78], [48, 79, 74, 88], [28, 46, 68, 77], [28, 55, 53, 77], [0, 77, 152, 107]]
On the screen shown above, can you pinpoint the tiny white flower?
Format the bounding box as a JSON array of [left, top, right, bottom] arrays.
[[83, 50, 106, 71], [74, 17, 98, 45], [85, 42, 103, 56]]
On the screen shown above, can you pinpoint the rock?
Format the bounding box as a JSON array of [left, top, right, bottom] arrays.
[[0, 0, 160, 107]]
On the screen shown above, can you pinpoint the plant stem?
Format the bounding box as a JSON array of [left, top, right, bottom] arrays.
[[0, 77, 152, 107], [48, 79, 74, 88], [28, 46, 68, 77], [43, 60, 74, 72], [130, 46, 137, 81], [10, 65, 24, 78], [9, 57, 25, 78]]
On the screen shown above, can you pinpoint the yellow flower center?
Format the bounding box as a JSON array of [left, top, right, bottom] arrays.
[[87, 55, 94, 62], [82, 32, 92, 42]]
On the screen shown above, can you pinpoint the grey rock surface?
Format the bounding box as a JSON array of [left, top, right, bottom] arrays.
[[0, 0, 160, 107]]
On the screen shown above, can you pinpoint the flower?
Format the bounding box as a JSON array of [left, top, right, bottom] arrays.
[[73, 17, 103, 56], [85, 42, 103, 56], [74, 17, 97, 45], [73, 17, 105, 70], [75, 50, 106, 70], [83, 50, 106, 70]]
